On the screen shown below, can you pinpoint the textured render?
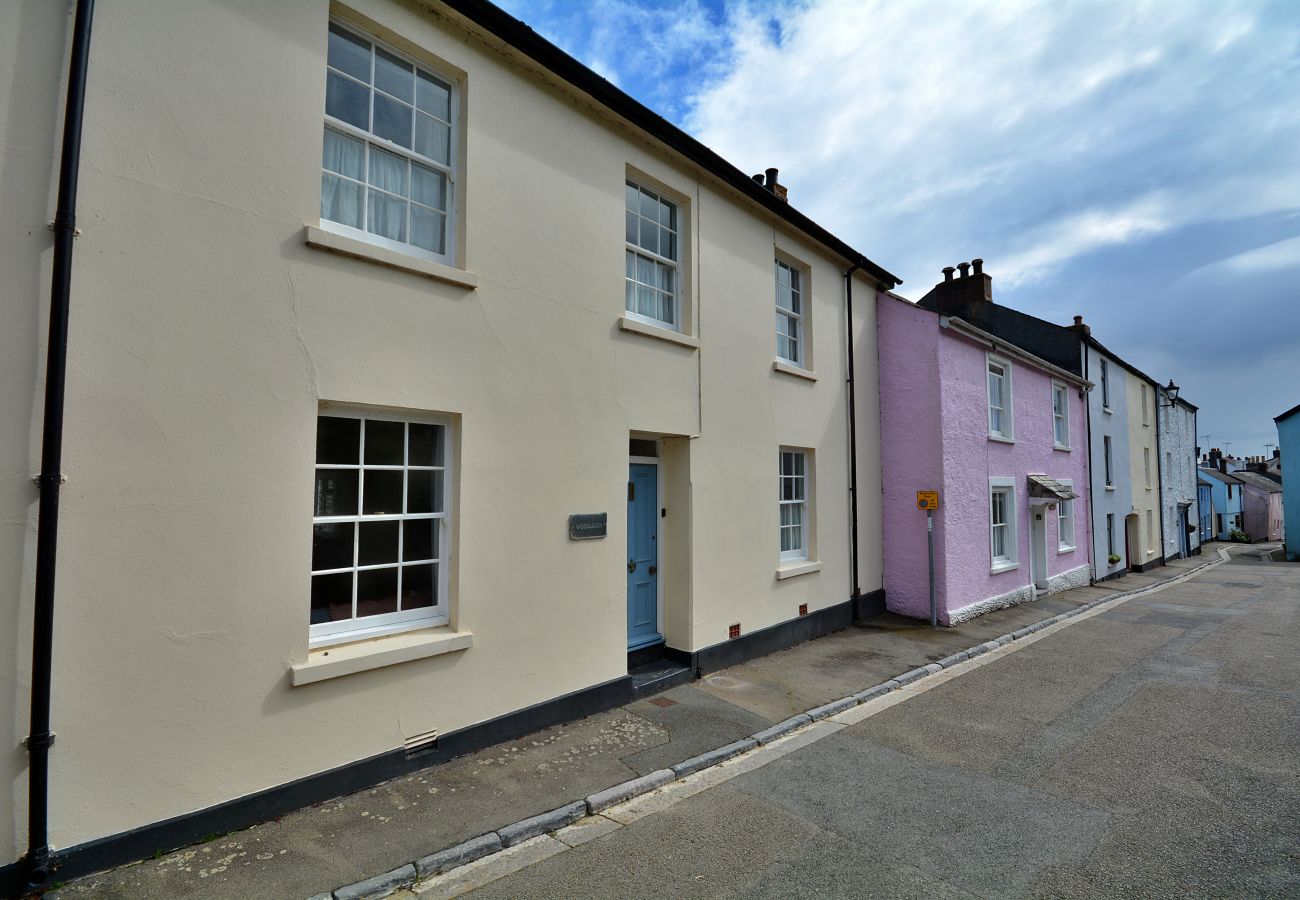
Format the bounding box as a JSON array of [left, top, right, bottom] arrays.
[[1086, 345, 1133, 578], [1046, 564, 1092, 595], [1279, 415, 1300, 560], [1125, 376, 1163, 568], [1157, 393, 1200, 559], [877, 294, 1091, 625], [0, 0, 889, 865]]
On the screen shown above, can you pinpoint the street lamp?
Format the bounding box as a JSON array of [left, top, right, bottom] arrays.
[[1160, 378, 1180, 407]]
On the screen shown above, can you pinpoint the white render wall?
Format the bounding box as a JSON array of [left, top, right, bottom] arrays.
[[0, 0, 885, 862], [1158, 393, 1200, 559]]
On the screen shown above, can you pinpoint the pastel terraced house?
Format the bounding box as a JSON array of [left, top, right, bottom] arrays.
[[877, 266, 1091, 626], [1, 0, 901, 889], [1232, 470, 1284, 543], [1156, 385, 1201, 560], [1277, 403, 1300, 560]]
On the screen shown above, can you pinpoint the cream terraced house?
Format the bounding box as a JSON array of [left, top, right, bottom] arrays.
[[0, 0, 898, 888]]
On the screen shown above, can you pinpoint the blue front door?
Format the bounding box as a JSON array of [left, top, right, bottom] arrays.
[[627, 464, 661, 650]]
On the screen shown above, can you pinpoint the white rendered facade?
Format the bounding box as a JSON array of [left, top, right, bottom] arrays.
[[1158, 391, 1200, 559]]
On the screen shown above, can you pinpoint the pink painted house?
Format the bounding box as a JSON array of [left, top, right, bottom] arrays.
[[877, 271, 1092, 625]]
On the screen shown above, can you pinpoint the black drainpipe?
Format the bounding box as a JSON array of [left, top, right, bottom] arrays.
[[844, 261, 864, 604], [26, 0, 95, 888]]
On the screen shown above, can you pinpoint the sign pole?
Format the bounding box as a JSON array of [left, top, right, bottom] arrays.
[[927, 508, 936, 627]]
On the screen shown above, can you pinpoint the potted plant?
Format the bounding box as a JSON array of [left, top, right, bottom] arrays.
[[1107, 553, 1122, 565]]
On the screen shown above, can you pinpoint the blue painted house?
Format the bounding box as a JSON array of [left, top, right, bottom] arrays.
[[1197, 478, 1214, 543], [1199, 462, 1244, 539], [1276, 402, 1299, 560]]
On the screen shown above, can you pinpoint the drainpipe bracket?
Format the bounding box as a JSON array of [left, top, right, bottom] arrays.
[[32, 474, 67, 486], [46, 220, 82, 236], [22, 731, 56, 751]]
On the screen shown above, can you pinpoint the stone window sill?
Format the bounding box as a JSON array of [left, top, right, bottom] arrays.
[[291, 626, 473, 686], [991, 561, 1020, 575], [618, 315, 700, 349], [304, 225, 479, 289], [1054, 444, 1072, 452], [989, 434, 1016, 445], [776, 560, 823, 580], [773, 360, 817, 382]]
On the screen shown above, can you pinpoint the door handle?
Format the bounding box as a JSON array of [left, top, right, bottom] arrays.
[[628, 559, 636, 573], [648, 565, 657, 575]]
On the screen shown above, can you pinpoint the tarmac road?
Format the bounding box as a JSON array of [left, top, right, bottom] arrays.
[[456, 554, 1300, 899]]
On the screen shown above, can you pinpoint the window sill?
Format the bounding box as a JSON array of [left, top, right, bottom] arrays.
[[1103, 406, 1114, 415], [1058, 544, 1076, 553], [775, 559, 822, 580], [304, 225, 479, 289], [291, 626, 473, 686], [1054, 444, 1072, 452], [1105, 485, 1115, 491], [990, 562, 1020, 575], [772, 360, 817, 382], [618, 315, 700, 349], [988, 434, 1016, 445]]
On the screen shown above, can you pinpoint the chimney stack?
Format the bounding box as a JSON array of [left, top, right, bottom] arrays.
[[762, 167, 788, 201], [1068, 314, 1091, 337]]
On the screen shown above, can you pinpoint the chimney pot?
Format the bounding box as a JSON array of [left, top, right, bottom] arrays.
[[752, 173, 764, 184], [957, 262, 970, 278], [764, 167, 779, 189], [972, 258, 983, 275], [942, 266, 955, 282], [1074, 315, 1084, 326]]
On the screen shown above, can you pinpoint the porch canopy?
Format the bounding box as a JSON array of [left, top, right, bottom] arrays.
[[1027, 474, 1078, 502]]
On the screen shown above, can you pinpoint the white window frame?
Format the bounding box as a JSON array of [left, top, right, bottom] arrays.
[[1141, 384, 1149, 425], [624, 179, 681, 331], [987, 354, 1014, 441], [1100, 359, 1111, 409], [775, 258, 805, 367], [1144, 447, 1152, 489], [310, 408, 452, 647], [1103, 435, 1114, 487], [320, 18, 458, 266], [1106, 513, 1116, 559], [989, 477, 1018, 572], [1057, 479, 1075, 551], [779, 449, 810, 562], [1052, 381, 1070, 450]]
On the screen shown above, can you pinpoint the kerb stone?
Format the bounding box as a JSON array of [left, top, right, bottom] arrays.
[[585, 769, 675, 813], [854, 680, 900, 702], [333, 863, 416, 900], [414, 833, 503, 878], [752, 714, 813, 745], [497, 801, 587, 847], [671, 738, 758, 778], [806, 697, 857, 720]]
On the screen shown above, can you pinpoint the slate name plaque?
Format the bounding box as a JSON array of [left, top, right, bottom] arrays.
[[568, 513, 608, 540]]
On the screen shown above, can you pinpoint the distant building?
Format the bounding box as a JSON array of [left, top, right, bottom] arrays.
[[1275, 404, 1300, 560], [1197, 478, 1215, 543], [877, 284, 1091, 625], [1199, 460, 1244, 538], [1232, 470, 1284, 542]]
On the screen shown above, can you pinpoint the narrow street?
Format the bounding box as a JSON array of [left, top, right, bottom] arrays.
[[438, 553, 1299, 899]]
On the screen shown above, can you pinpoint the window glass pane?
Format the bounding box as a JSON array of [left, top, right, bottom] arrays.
[[312, 522, 354, 571], [626, 182, 639, 212], [368, 192, 407, 241], [411, 164, 446, 210], [369, 145, 408, 194], [408, 423, 442, 467], [325, 70, 370, 130], [640, 189, 658, 222], [639, 219, 658, 255], [636, 255, 654, 286], [372, 92, 413, 148], [407, 470, 443, 513], [362, 470, 403, 514], [358, 520, 400, 566], [777, 261, 790, 286], [625, 280, 636, 312], [323, 127, 365, 180], [416, 70, 451, 120], [328, 23, 372, 83], [414, 114, 450, 165], [659, 290, 674, 325], [364, 419, 404, 464], [316, 416, 361, 464], [659, 199, 674, 229], [410, 205, 445, 254], [657, 261, 674, 293], [401, 563, 436, 609], [357, 568, 399, 617], [311, 571, 353, 623], [626, 210, 638, 245], [637, 284, 655, 319], [374, 47, 414, 103], [404, 518, 434, 561], [314, 469, 359, 517], [662, 228, 676, 261], [321, 174, 364, 229]]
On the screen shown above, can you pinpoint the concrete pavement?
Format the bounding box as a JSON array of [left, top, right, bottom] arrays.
[[49, 549, 1246, 899]]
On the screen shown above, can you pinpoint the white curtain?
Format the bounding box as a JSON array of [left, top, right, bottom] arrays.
[[321, 129, 364, 229]]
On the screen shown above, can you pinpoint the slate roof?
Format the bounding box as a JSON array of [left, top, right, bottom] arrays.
[[1230, 470, 1283, 493], [1027, 474, 1078, 501], [1198, 467, 1243, 485]]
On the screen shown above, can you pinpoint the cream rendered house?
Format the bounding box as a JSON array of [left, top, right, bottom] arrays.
[[1126, 374, 1164, 570], [0, 0, 899, 887]]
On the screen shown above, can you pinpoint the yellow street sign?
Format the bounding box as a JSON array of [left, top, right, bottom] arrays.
[[916, 490, 939, 511]]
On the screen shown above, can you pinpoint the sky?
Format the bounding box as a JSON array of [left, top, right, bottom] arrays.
[[500, 0, 1300, 457]]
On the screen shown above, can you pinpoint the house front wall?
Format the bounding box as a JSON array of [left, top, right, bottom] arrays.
[[1085, 346, 1132, 579], [1125, 375, 1162, 569], [1239, 486, 1282, 542], [1279, 415, 1300, 560], [0, 0, 884, 865], [1157, 397, 1199, 559], [936, 330, 1090, 624]]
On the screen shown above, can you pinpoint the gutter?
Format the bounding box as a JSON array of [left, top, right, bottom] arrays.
[[25, 0, 95, 888], [436, 0, 901, 289]]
